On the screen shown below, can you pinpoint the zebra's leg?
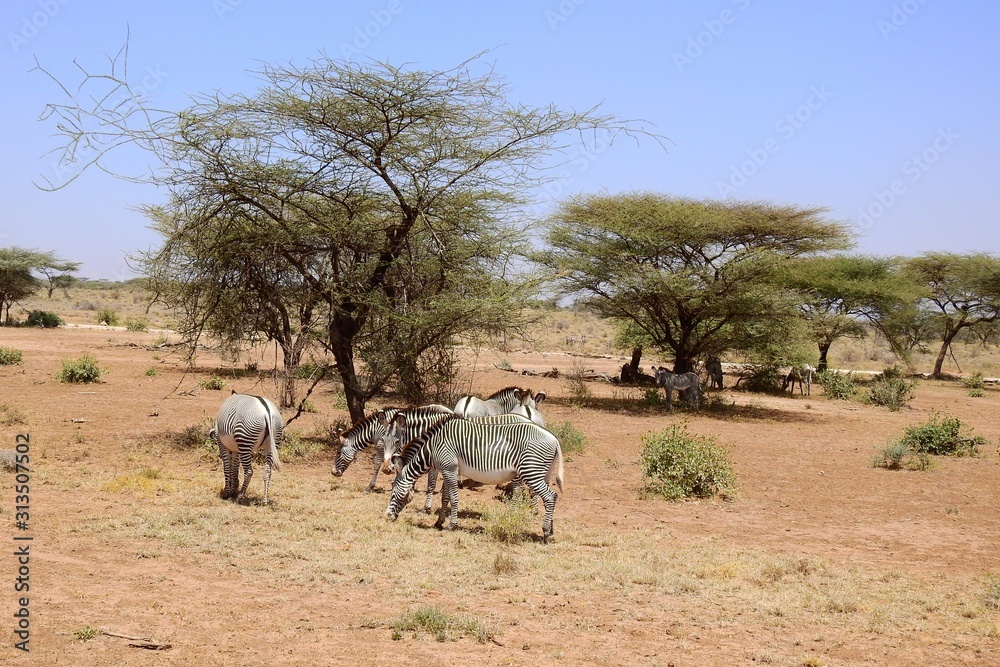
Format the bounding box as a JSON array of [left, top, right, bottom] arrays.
[[522, 473, 558, 543], [665, 387, 673, 412], [236, 449, 254, 503], [423, 468, 438, 514], [365, 442, 382, 493], [435, 466, 460, 531], [214, 434, 237, 500], [262, 457, 273, 506]]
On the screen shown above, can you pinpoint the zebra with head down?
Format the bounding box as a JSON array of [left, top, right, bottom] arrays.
[[453, 386, 545, 419]]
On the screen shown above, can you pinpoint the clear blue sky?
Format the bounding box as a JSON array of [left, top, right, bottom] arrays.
[[2, 0, 997, 278]]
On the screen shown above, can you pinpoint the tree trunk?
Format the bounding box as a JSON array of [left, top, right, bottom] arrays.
[[278, 338, 307, 409], [817, 341, 831, 372], [932, 329, 959, 379], [327, 323, 366, 423], [672, 354, 695, 374], [629, 347, 643, 375]]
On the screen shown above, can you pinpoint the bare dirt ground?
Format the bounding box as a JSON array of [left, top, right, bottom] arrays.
[[1, 327, 999, 666]]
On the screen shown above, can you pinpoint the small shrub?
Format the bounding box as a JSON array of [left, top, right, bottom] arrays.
[[492, 551, 518, 575], [276, 430, 324, 461], [301, 399, 318, 413], [388, 606, 496, 644], [125, 318, 149, 332], [643, 388, 664, 406], [0, 346, 23, 365], [482, 487, 534, 544], [639, 424, 737, 500], [965, 373, 986, 397], [866, 374, 915, 411], [733, 364, 783, 394], [817, 370, 857, 400], [897, 413, 985, 457], [26, 310, 64, 328], [985, 576, 1000, 611], [73, 625, 99, 641], [95, 308, 119, 326], [152, 334, 170, 347], [145, 367, 159, 377], [872, 442, 909, 470], [57, 355, 104, 384], [547, 421, 588, 454], [565, 361, 593, 404], [168, 424, 210, 449], [1, 404, 27, 426], [199, 375, 226, 391]]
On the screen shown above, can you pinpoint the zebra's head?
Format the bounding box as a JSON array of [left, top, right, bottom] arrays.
[[385, 483, 414, 521], [331, 430, 356, 477], [378, 413, 408, 475]]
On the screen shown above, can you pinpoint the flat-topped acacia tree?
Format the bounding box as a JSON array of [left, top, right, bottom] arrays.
[[534, 193, 853, 373]]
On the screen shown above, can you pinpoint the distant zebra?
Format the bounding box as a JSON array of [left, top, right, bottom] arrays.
[[705, 356, 724, 390], [331, 404, 453, 504], [453, 387, 544, 420], [783, 364, 815, 396], [384, 414, 564, 542], [651, 366, 701, 411], [209, 392, 283, 504]]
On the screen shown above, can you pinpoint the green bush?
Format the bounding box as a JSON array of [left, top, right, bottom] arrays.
[[0, 347, 23, 365], [639, 424, 737, 501], [145, 368, 159, 377], [866, 375, 915, 411], [95, 308, 119, 326], [964, 373, 986, 397], [125, 318, 149, 332], [26, 310, 64, 328], [871, 441, 929, 471], [897, 413, 985, 457], [733, 364, 784, 394], [547, 420, 588, 454], [481, 487, 535, 544], [199, 375, 226, 391], [58, 355, 104, 384], [817, 370, 857, 400]]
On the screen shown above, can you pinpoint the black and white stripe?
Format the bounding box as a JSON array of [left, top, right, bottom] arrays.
[[209, 393, 283, 504], [652, 366, 701, 411]]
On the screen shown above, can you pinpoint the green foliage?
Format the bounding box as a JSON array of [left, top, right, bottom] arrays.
[[547, 420, 588, 454], [865, 368, 915, 411], [639, 424, 737, 501], [564, 361, 593, 405], [816, 370, 857, 400], [733, 363, 784, 394], [897, 413, 985, 457], [0, 346, 23, 365], [26, 310, 64, 328], [199, 375, 226, 390], [482, 487, 535, 544], [152, 334, 170, 346], [72, 625, 98, 641], [871, 442, 926, 470], [125, 317, 149, 332], [145, 367, 159, 377], [95, 308, 119, 326], [388, 606, 497, 644], [964, 373, 986, 397], [57, 355, 104, 383], [0, 247, 74, 325]]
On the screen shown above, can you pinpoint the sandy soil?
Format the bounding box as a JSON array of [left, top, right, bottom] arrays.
[[1, 327, 998, 666]]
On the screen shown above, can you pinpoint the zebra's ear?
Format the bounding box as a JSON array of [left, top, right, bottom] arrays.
[[534, 391, 546, 405], [392, 413, 407, 428], [231, 389, 238, 395]]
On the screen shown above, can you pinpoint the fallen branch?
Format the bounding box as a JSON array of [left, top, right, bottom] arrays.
[[101, 630, 172, 651]]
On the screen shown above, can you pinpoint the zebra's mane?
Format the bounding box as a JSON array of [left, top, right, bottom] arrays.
[[487, 386, 523, 401], [340, 407, 402, 440], [398, 413, 459, 462]]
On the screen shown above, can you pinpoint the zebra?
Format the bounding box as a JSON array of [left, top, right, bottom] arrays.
[[331, 404, 453, 505], [705, 356, 724, 390], [453, 386, 544, 419], [651, 366, 701, 411], [783, 364, 815, 396], [209, 392, 283, 504], [384, 413, 564, 542]]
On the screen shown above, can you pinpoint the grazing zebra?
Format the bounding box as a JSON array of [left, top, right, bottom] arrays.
[[453, 386, 543, 419], [331, 404, 453, 501], [783, 364, 815, 396], [705, 356, 724, 390], [651, 366, 701, 411], [384, 414, 564, 542], [209, 392, 283, 504]]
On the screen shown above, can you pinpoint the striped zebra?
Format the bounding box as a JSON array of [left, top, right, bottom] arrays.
[[453, 386, 545, 420], [332, 404, 453, 503], [209, 392, 283, 504], [384, 414, 564, 542], [651, 366, 701, 411], [783, 364, 815, 396], [705, 356, 724, 390]]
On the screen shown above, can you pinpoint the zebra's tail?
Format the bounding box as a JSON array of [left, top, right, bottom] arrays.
[[268, 414, 282, 472], [554, 443, 564, 494]]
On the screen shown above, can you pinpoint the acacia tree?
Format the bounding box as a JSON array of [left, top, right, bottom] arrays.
[[901, 252, 1000, 378], [0, 247, 75, 323], [37, 51, 654, 420], [534, 193, 852, 372], [780, 255, 917, 371], [37, 260, 81, 298]]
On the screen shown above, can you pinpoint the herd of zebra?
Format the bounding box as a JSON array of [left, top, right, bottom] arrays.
[[208, 360, 815, 542], [210, 387, 563, 542]]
